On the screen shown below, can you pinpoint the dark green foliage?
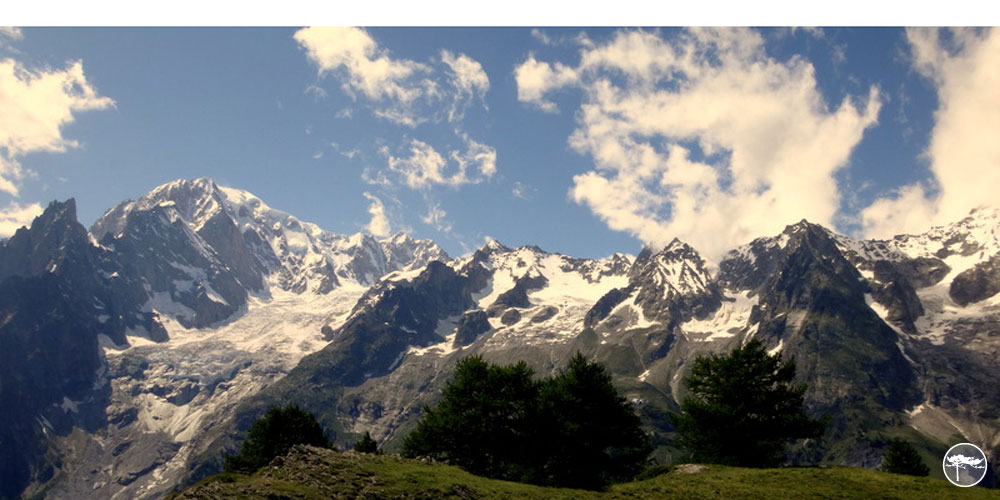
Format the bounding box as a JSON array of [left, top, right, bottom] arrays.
[[402, 356, 540, 481], [533, 353, 653, 488], [670, 339, 824, 467], [224, 404, 330, 474], [353, 431, 380, 454], [881, 438, 929, 476], [402, 354, 651, 489]]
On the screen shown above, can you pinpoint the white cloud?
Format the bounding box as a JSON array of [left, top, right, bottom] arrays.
[[0, 200, 42, 237], [531, 29, 553, 45], [514, 55, 577, 113], [362, 192, 391, 237], [294, 27, 490, 127], [421, 201, 453, 233], [860, 183, 938, 239], [383, 139, 446, 190], [361, 165, 392, 187], [441, 50, 489, 122], [0, 27, 21, 52], [0, 58, 114, 196], [0, 27, 22, 42], [862, 28, 1000, 237], [451, 132, 496, 179], [382, 134, 496, 190], [516, 28, 881, 262], [295, 26, 427, 101]]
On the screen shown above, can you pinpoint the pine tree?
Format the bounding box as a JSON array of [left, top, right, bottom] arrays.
[[224, 404, 330, 474], [670, 339, 824, 467], [533, 353, 652, 489], [401, 355, 539, 481], [881, 438, 929, 476], [402, 354, 650, 489], [353, 431, 380, 454]]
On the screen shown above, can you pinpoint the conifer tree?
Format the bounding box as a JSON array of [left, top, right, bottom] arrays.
[[670, 339, 824, 467], [353, 431, 380, 454], [533, 353, 652, 488], [401, 356, 539, 481], [881, 438, 929, 476], [403, 354, 650, 489], [224, 404, 330, 474]]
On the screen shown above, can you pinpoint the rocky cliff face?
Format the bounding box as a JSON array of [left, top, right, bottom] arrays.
[[0, 200, 157, 500]]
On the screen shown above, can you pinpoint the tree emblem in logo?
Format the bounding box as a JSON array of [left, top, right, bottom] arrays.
[[942, 442, 988, 487]]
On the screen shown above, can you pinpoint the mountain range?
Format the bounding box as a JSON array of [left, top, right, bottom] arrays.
[[1, 178, 998, 499]]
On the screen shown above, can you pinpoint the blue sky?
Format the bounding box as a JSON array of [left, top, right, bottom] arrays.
[[1, 27, 998, 261]]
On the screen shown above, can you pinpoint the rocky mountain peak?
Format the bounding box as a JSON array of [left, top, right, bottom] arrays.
[[482, 238, 511, 254], [585, 238, 721, 329], [630, 238, 713, 297], [718, 220, 845, 292], [0, 199, 94, 280], [385, 231, 413, 245]]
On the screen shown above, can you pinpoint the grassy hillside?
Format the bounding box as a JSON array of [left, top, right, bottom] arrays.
[[173, 445, 998, 500]]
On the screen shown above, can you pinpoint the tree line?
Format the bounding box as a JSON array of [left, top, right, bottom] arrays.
[[224, 339, 932, 487]]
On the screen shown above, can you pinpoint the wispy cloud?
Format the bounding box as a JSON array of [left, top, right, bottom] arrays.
[[516, 28, 881, 261], [421, 200, 454, 233], [0, 27, 22, 51], [862, 27, 1000, 237], [295, 27, 498, 237], [0, 27, 22, 41], [440, 50, 489, 122], [511, 181, 535, 200], [0, 58, 115, 196], [380, 134, 496, 190], [295, 27, 490, 128], [534, 29, 560, 46]]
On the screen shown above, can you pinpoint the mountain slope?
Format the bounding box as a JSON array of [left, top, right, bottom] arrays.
[[188, 208, 1000, 489], [5, 180, 1000, 499], [7, 179, 449, 500], [0, 200, 157, 500]]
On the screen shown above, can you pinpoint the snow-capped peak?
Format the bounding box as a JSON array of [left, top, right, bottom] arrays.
[[92, 178, 449, 297], [630, 239, 713, 298], [481, 238, 510, 253]]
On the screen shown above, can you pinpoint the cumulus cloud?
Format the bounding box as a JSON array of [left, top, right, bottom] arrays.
[[295, 27, 490, 127], [362, 192, 391, 237], [515, 28, 881, 261], [294, 26, 427, 102], [0, 200, 42, 237], [381, 134, 496, 190], [861, 28, 1000, 237], [0, 58, 114, 196], [514, 55, 577, 113]]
